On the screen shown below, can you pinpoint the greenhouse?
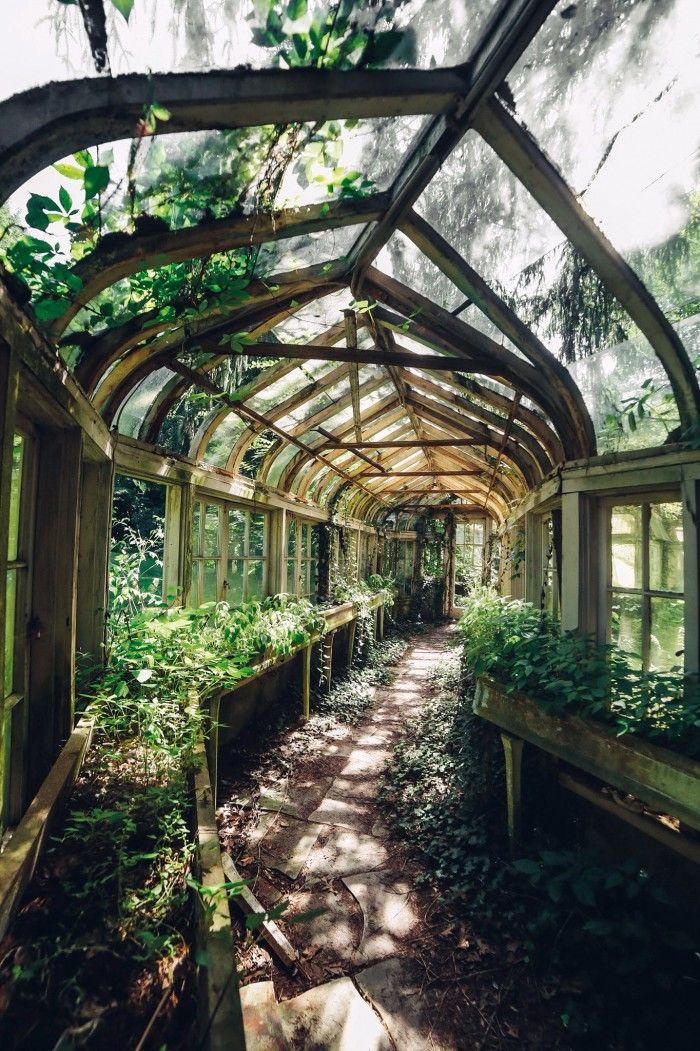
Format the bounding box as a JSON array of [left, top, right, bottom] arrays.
[[0, 0, 699, 1047]]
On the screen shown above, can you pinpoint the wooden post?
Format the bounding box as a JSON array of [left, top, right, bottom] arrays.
[[346, 618, 357, 671], [501, 732, 524, 848], [163, 483, 183, 605], [76, 457, 113, 665], [377, 603, 384, 642], [322, 630, 335, 695], [0, 341, 18, 826], [301, 643, 312, 720], [205, 693, 222, 809]]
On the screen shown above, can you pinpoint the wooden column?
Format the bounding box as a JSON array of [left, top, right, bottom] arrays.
[[377, 603, 385, 642], [163, 483, 183, 605], [27, 427, 83, 799], [346, 618, 357, 671], [443, 511, 456, 616], [180, 480, 196, 605], [0, 343, 18, 702], [76, 457, 113, 665], [501, 732, 524, 848]]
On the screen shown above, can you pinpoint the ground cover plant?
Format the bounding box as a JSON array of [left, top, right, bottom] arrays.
[[460, 587, 700, 757], [380, 644, 700, 1048], [0, 533, 327, 1049]]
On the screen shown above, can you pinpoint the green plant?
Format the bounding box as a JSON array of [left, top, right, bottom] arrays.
[[459, 587, 700, 756]]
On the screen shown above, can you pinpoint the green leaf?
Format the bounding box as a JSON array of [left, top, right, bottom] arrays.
[[33, 297, 71, 322], [54, 162, 85, 180], [84, 165, 110, 199], [136, 668, 153, 683], [59, 185, 73, 212], [150, 103, 171, 122], [110, 0, 135, 20], [286, 0, 307, 19]]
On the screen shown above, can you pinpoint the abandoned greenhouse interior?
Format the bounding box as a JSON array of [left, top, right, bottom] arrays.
[[1, 0, 700, 1047]]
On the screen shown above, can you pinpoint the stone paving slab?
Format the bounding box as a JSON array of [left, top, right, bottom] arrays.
[[339, 747, 393, 778], [308, 794, 376, 831], [356, 957, 455, 1051], [305, 828, 389, 878], [283, 887, 360, 959], [278, 977, 392, 1051], [343, 871, 420, 963], [240, 981, 289, 1051], [325, 773, 383, 802], [260, 816, 325, 879]]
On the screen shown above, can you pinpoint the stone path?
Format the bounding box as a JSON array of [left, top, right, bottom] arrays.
[[231, 625, 461, 1051]]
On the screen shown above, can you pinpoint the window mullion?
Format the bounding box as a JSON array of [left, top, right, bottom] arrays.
[[642, 503, 651, 671]]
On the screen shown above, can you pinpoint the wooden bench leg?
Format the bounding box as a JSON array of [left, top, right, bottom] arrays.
[[322, 631, 335, 695], [302, 644, 311, 721], [501, 732, 524, 848]]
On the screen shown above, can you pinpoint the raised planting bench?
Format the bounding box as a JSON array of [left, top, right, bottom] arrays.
[[0, 713, 93, 939], [474, 676, 700, 849], [0, 595, 387, 1051]]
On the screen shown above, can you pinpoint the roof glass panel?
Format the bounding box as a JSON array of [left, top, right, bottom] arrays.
[[4, 1, 492, 100], [508, 0, 699, 324], [415, 129, 662, 379], [115, 366, 176, 437], [376, 230, 464, 312], [203, 413, 248, 466], [257, 224, 362, 272]]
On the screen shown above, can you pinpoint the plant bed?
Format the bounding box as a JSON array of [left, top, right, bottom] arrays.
[[474, 676, 700, 832]]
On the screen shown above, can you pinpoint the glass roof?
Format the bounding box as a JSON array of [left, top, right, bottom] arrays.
[[1, 0, 497, 103]]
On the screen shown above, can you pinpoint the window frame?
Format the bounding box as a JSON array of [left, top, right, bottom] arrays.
[[191, 497, 268, 607], [600, 489, 684, 672], [285, 515, 319, 600]]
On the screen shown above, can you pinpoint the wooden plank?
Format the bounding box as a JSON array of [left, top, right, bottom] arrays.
[[302, 644, 312, 721], [345, 310, 362, 444], [473, 97, 700, 427], [220, 852, 299, 969], [474, 677, 700, 832], [0, 68, 469, 202], [214, 339, 482, 371], [319, 438, 478, 449], [192, 735, 246, 1051], [75, 457, 114, 663]]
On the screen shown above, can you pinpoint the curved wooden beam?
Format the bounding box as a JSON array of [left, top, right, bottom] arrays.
[[0, 68, 468, 203], [53, 194, 389, 336]]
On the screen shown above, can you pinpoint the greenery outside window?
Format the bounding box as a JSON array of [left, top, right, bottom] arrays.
[[286, 517, 319, 599], [607, 498, 684, 672], [394, 539, 414, 597], [540, 514, 559, 619], [455, 518, 486, 602], [191, 499, 267, 606]]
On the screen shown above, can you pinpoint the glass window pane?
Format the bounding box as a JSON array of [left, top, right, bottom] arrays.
[[247, 560, 265, 601], [286, 559, 297, 594], [228, 509, 246, 557], [649, 502, 683, 593], [311, 525, 320, 558], [7, 435, 24, 562], [4, 571, 17, 696], [203, 559, 218, 603], [310, 559, 318, 597], [650, 597, 685, 672], [611, 506, 643, 589], [287, 518, 297, 558], [191, 560, 200, 605], [192, 503, 201, 556], [204, 505, 220, 556], [226, 560, 244, 606], [249, 513, 266, 557], [610, 593, 643, 669]]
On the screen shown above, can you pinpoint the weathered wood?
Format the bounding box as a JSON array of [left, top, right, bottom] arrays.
[[345, 309, 362, 445], [559, 770, 700, 868], [320, 438, 478, 449], [27, 427, 83, 802], [75, 457, 114, 663], [302, 644, 312, 721], [474, 97, 700, 427], [322, 630, 336, 695], [220, 852, 299, 969], [0, 714, 93, 940], [0, 68, 469, 203], [212, 339, 484, 371], [474, 677, 700, 833], [359, 470, 480, 478], [0, 340, 19, 763], [500, 732, 524, 848], [346, 619, 357, 672], [192, 734, 246, 1051]]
